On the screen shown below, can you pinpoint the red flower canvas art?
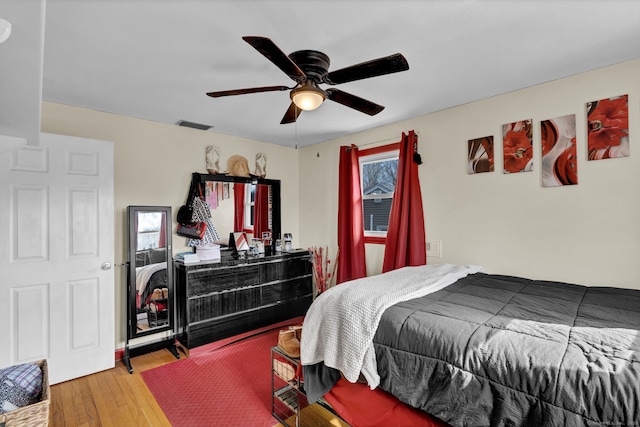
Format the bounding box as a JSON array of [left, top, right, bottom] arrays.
[[541, 114, 577, 187], [503, 119, 533, 173], [468, 136, 494, 174], [586, 94, 629, 160]]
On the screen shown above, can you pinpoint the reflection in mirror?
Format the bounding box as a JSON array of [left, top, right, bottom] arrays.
[[134, 211, 169, 332], [233, 183, 271, 235], [233, 231, 250, 252], [197, 174, 281, 253]]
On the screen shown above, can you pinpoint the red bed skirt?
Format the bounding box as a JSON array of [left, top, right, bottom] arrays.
[[324, 377, 451, 427]]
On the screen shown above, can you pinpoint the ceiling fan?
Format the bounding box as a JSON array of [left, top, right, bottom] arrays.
[[206, 36, 410, 124]]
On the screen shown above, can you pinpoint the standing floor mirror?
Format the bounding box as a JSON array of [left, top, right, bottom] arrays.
[[123, 206, 179, 373]]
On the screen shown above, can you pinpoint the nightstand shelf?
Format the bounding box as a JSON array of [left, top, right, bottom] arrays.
[[274, 385, 300, 412], [271, 346, 308, 427]]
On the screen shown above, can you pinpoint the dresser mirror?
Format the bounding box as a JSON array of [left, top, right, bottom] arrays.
[[197, 173, 281, 253]]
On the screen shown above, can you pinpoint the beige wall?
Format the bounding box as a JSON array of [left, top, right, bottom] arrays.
[[298, 58, 640, 290], [40, 58, 640, 351], [41, 103, 301, 348]]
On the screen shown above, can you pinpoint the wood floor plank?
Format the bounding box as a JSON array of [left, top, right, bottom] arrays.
[[74, 376, 101, 426], [48, 380, 67, 426], [274, 402, 352, 427], [87, 373, 118, 427], [60, 378, 81, 426]]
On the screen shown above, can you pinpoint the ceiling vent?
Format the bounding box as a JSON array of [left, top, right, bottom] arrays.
[[175, 120, 214, 131]]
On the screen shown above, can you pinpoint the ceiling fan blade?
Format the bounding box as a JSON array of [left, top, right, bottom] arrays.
[[326, 89, 385, 116], [206, 85, 289, 98], [243, 36, 306, 82], [280, 102, 302, 124], [324, 53, 409, 85]]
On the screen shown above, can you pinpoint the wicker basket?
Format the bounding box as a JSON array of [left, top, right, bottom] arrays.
[[0, 359, 50, 427]]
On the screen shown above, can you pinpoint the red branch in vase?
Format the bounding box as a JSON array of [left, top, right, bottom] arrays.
[[309, 246, 339, 295]]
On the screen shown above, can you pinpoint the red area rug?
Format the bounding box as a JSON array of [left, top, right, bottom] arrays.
[[141, 321, 299, 426]]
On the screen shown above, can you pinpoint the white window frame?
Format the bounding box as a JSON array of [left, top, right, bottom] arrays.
[[359, 147, 399, 241], [244, 183, 255, 231]]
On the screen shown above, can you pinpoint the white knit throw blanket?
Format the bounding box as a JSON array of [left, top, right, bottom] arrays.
[[300, 263, 483, 389]]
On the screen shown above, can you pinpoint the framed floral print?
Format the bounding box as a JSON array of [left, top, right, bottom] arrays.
[[502, 119, 533, 173], [541, 114, 577, 187], [468, 136, 494, 174], [586, 94, 629, 160]]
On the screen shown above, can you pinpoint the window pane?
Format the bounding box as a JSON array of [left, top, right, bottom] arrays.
[[137, 212, 162, 249], [138, 232, 161, 249], [244, 184, 255, 228], [362, 159, 398, 196], [363, 199, 393, 231]]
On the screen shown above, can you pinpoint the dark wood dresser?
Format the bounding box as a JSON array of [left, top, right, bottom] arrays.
[[174, 249, 312, 349]]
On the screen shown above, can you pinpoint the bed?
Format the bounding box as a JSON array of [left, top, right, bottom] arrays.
[[134, 249, 169, 328], [301, 264, 640, 427]]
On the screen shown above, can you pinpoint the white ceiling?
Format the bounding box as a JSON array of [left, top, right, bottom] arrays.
[[40, 0, 640, 148]]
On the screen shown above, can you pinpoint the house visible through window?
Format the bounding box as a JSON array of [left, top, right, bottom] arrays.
[[359, 143, 399, 244]]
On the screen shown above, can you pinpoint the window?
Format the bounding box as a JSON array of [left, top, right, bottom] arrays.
[[244, 183, 255, 232], [359, 143, 399, 244], [242, 183, 273, 234], [137, 212, 163, 249]]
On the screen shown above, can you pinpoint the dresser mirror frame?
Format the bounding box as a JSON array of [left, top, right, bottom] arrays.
[[126, 205, 175, 340]]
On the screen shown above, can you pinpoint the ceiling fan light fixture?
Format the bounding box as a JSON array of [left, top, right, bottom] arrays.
[[0, 18, 11, 44], [291, 84, 326, 111]]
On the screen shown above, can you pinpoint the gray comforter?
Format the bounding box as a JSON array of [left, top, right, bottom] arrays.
[[304, 272, 640, 426], [373, 273, 639, 426]]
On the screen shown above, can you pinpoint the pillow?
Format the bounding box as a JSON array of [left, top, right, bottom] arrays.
[[135, 250, 150, 267], [148, 248, 167, 264]]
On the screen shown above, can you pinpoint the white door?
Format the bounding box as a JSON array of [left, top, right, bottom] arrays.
[[0, 132, 114, 384]]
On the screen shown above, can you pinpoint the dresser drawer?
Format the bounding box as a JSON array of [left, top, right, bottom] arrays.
[[188, 287, 261, 323], [186, 264, 261, 296], [261, 277, 312, 306]]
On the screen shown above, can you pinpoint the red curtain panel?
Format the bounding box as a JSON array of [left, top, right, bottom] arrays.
[[382, 130, 426, 272], [233, 183, 245, 232], [158, 211, 166, 248], [337, 144, 367, 283], [254, 184, 269, 239]]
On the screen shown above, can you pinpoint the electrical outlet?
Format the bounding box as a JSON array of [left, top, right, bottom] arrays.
[[426, 240, 442, 258]]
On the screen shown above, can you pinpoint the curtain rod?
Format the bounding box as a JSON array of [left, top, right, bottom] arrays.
[[353, 130, 419, 149]]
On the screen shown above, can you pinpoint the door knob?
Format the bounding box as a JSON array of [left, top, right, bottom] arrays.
[[101, 262, 112, 270]]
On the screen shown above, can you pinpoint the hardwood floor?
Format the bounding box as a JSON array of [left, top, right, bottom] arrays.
[[274, 404, 351, 427], [48, 348, 350, 427], [49, 349, 177, 426]]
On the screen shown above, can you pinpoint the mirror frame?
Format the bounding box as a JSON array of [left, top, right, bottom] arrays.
[[198, 173, 281, 253], [126, 205, 174, 339]]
